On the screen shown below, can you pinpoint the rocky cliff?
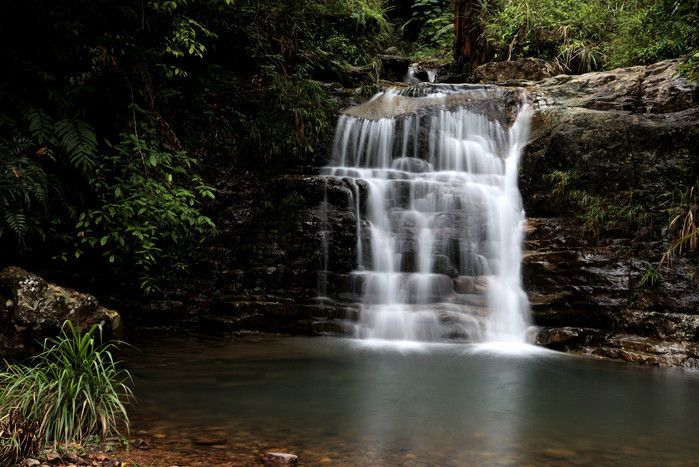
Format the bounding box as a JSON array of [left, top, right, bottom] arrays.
[[519, 60, 699, 367]]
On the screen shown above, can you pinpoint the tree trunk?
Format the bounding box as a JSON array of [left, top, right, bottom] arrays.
[[453, 0, 490, 74]]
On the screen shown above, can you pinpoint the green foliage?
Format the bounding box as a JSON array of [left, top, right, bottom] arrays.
[[53, 119, 98, 174], [605, 0, 699, 69], [0, 111, 99, 247], [546, 169, 576, 198], [1, 109, 214, 292], [408, 0, 455, 63], [0, 323, 131, 462], [679, 52, 699, 81], [71, 131, 215, 293], [480, 0, 614, 71], [221, 0, 388, 163], [0, 0, 395, 291], [242, 72, 336, 164], [0, 136, 50, 245], [235, 0, 388, 70], [479, 0, 699, 72]]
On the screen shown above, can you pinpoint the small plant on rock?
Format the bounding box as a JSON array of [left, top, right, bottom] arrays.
[[639, 266, 663, 288]]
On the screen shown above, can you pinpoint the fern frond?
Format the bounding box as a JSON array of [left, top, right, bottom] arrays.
[[4, 210, 28, 236], [54, 119, 97, 172], [26, 109, 55, 144], [1, 136, 33, 157]]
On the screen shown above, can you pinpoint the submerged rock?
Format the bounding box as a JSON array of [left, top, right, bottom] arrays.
[[0, 266, 122, 359], [263, 452, 299, 465]]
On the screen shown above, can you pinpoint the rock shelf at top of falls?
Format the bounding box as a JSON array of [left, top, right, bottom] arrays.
[[342, 84, 526, 127], [318, 84, 532, 343]]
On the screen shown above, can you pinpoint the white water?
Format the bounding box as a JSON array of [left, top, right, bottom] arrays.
[[321, 86, 531, 343], [405, 64, 438, 83]]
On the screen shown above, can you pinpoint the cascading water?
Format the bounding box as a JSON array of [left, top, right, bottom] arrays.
[[320, 85, 531, 343]]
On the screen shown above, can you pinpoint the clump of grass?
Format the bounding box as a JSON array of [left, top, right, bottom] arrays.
[[0, 410, 40, 465], [0, 322, 132, 463], [661, 181, 699, 269], [639, 266, 663, 288], [546, 170, 650, 241]]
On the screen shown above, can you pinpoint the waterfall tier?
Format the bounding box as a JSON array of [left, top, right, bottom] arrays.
[[320, 85, 531, 343]]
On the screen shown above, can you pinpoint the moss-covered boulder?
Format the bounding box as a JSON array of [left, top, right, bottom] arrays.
[[0, 266, 122, 359]]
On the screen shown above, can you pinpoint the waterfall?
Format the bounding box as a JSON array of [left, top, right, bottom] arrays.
[[321, 85, 531, 343]]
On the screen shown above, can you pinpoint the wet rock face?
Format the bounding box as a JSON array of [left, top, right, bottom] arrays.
[[378, 54, 412, 82], [342, 84, 526, 128], [0, 266, 122, 359], [521, 60, 699, 366], [196, 171, 361, 336]]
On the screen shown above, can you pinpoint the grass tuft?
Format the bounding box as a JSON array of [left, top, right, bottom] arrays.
[[0, 322, 132, 464]]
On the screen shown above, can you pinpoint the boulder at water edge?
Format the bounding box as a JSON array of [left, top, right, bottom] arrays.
[[0, 266, 122, 359]]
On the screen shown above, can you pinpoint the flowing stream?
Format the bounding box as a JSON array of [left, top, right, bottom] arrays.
[[320, 85, 531, 342]]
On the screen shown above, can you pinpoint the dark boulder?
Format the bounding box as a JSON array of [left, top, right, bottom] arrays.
[[0, 266, 122, 359]]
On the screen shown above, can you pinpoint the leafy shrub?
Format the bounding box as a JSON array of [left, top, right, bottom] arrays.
[[1, 108, 215, 293], [0, 323, 131, 462], [217, 0, 388, 165], [679, 52, 699, 81], [71, 130, 215, 293], [0, 0, 394, 292], [0, 136, 50, 245], [605, 0, 699, 69], [479, 0, 616, 71], [241, 71, 337, 165], [0, 110, 99, 248]]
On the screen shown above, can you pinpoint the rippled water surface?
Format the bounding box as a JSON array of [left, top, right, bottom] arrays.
[[123, 335, 699, 466]]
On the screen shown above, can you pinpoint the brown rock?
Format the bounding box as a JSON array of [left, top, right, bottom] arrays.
[[543, 448, 576, 459], [193, 436, 227, 446]]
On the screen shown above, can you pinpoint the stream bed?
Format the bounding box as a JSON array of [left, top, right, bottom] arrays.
[[123, 335, 699, 466]]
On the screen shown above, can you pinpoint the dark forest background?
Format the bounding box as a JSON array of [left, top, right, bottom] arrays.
[[1, 0, 697, 294]]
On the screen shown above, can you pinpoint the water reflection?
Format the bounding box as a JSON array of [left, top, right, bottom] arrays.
[[124, 335, 699, 466]]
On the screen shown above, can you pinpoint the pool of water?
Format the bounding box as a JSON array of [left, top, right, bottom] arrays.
[[123, 335, 699, 466]]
